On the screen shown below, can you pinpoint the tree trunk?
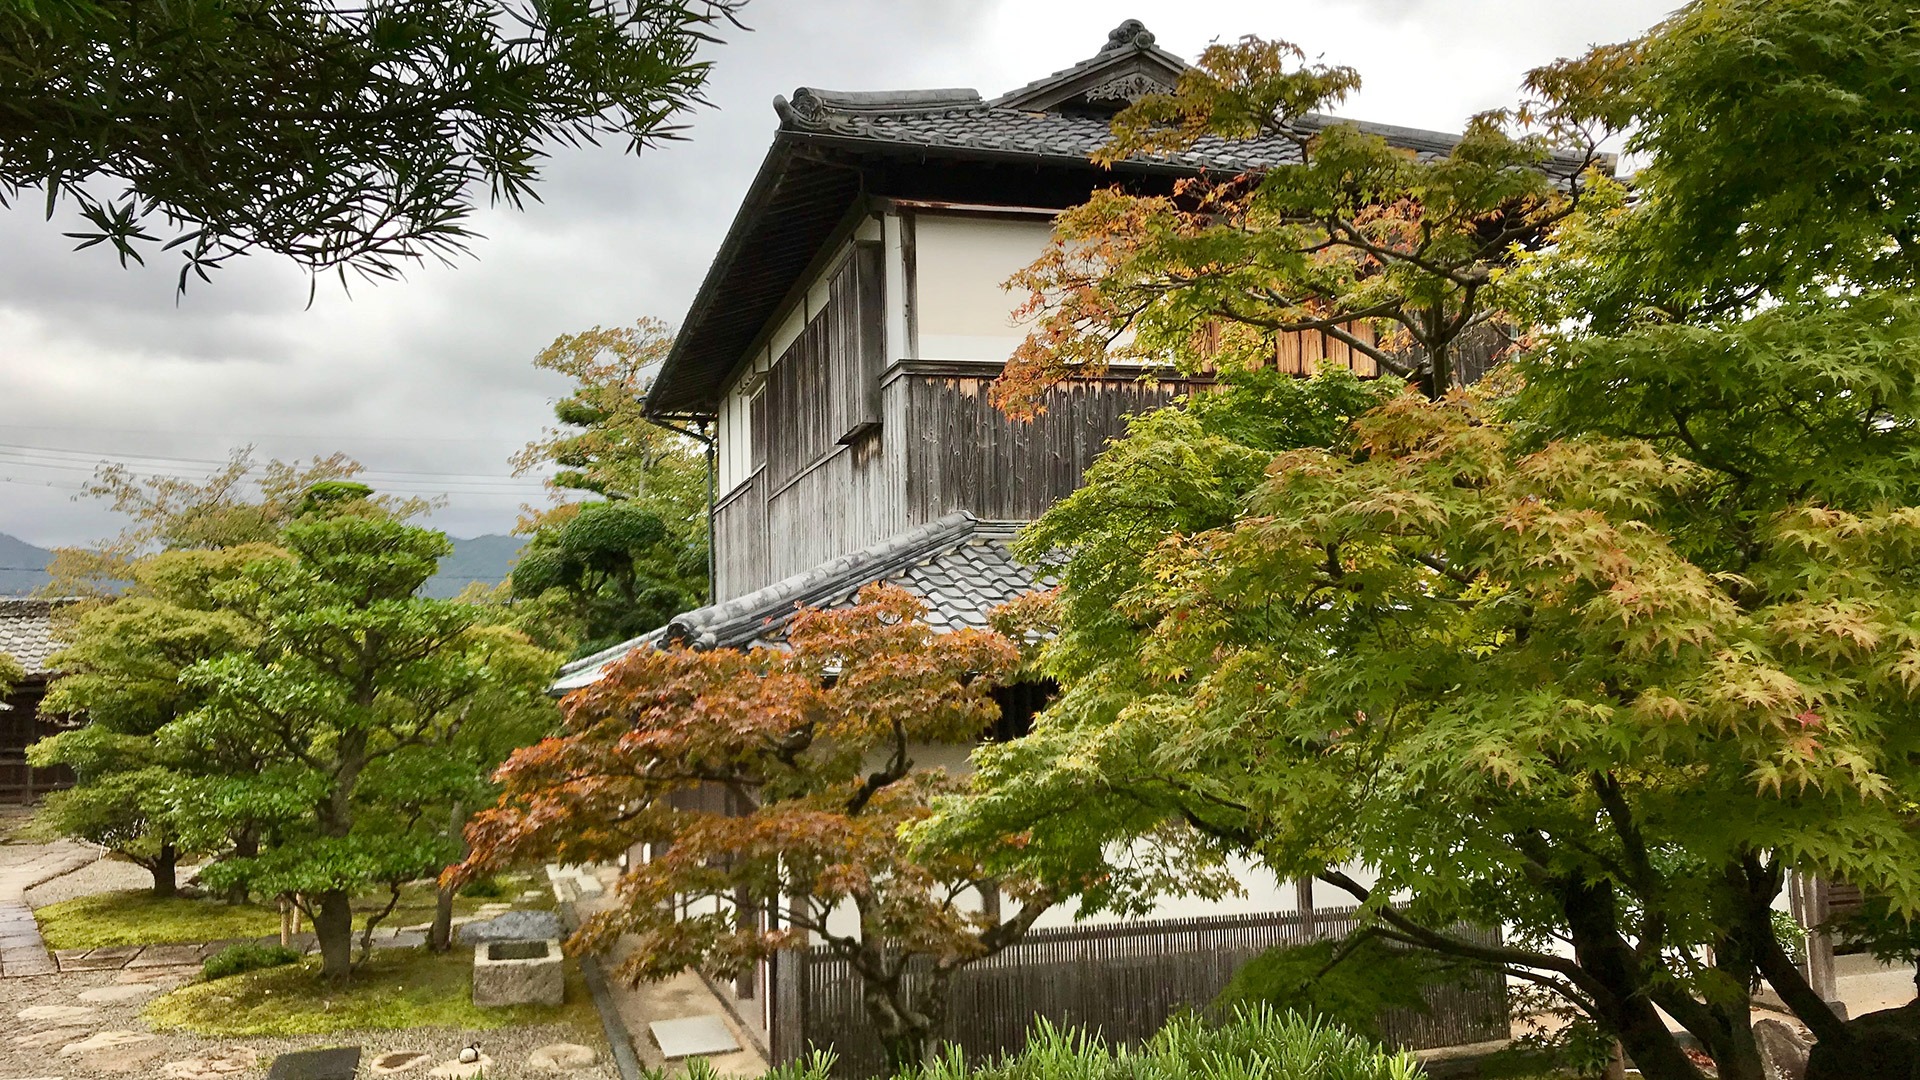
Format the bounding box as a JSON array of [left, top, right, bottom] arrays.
[[1558, 876, 1707, 1080], [430, 800, 464, 953], [863, 964, 949, 1074], [430, 883, 456, 954], [225, 830, 258, 905], [149, 842, 178, 898], [314, 889, 355, 984]]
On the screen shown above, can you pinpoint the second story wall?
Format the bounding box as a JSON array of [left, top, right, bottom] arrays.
[[709, 206, 1208, 602]]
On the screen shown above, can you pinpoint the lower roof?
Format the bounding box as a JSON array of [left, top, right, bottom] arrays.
[[551, 512, 1057, 692]]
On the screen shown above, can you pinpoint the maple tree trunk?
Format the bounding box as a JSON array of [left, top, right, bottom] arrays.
[[314, 889, 355, 984], [147, 842, 178, 898], [861, 965, 948, 1073], [1558, 877, 1708, 1080]]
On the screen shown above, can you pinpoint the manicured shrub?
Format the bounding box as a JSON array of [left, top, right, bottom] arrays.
[[201, 942, 303, 981]]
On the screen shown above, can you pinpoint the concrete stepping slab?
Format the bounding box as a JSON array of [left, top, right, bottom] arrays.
[[57, 1030, 155, 1055], [19, 1004, 99, 1025], [427, 1055, 493, 1079], [0, 949, 55, 977], [368, 1050, 433, 1074], [128, 944, 204, 968], [57, 952, 134, 971], [78, 983, 161, 1004], [650, 1015, 741, 1059], [13, 1024, 96, 1048], [161, 1045, 260, 1078], [528, 1042, 598, 1070]]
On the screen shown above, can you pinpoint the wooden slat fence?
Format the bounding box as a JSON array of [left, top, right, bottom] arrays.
[[771, 907, 1510, 1076]]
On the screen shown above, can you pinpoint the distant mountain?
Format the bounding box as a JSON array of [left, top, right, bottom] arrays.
[[422, 534, 527, 598], [0, 533, 54, 596], [0, 531, 522, 599]]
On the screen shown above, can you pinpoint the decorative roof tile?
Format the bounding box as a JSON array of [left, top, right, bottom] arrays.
[[0, 598, 75, 677], [551, 513, 1058, 692]]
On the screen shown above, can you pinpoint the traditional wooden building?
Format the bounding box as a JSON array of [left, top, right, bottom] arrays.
[[556, 20, 1522, 1066], [0, 598, 76, 804]]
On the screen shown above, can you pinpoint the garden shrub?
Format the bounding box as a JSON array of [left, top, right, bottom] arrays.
[[202, 942, 303, 981], [458, 875, 509, 899], [749, 1007, 1419, 1080]]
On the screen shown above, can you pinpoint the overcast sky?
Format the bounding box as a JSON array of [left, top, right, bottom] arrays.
[[0, 0, 1680, 550]]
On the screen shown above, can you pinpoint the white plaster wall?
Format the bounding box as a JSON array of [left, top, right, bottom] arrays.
[[913, 214, 1053, 362]]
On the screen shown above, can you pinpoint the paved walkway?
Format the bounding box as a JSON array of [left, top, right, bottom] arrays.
[[0, 836, 99, 978]]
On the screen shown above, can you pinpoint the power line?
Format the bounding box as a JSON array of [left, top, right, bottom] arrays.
[[0, 443, 549, 484]]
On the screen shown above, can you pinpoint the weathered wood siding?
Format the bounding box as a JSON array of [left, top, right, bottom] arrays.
[[772, 906, 1510, 1077], [901, 371, 1202, 524], [712, 474, 769, 603]]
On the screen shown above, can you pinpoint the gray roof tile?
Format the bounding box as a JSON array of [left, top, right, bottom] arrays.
[[0, 598, 75, 676], [552, 513, 1060, 692]]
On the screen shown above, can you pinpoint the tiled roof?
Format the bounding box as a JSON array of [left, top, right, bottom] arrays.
[[0, 598, 74, 677], [643, 19, 1605, 418], [776, 92, 1314, 173], [552, 513, 1058, 692]]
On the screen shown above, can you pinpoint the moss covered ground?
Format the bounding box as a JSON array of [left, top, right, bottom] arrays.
[[143, 945, 598, 1037], [36, 872, 550, 950]]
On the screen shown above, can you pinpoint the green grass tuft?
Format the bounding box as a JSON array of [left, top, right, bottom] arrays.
[[144, 946, 599, 1037]]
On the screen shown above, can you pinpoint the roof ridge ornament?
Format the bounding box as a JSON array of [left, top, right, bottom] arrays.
[[1100, 19, 1155, 53]]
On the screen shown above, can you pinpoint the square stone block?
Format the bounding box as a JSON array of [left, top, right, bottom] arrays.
[[267, 1046, 362, 1080], [650, 1015, 741, 1059], [472, 937, 563, 1008]]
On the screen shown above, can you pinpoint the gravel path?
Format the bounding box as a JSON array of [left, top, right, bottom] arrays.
[[0, 963, 618, 1079], [23, 854, 154, 907]]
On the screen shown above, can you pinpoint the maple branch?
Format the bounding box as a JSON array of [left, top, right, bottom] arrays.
[[1317, 869, 1604, 998], [846, 720, 912, 816]]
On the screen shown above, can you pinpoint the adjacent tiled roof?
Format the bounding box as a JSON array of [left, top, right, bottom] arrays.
[[551, 513, 1058, 692], [0, 598, 73, 677]]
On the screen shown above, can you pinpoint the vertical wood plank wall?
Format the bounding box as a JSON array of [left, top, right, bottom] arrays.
[[770, 907, 1510, 1077]]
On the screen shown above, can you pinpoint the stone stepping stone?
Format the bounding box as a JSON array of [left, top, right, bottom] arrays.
[[266, 1047, 361, 1080], [162, 1045, 260, 1078], [79, 982, 162, 1004], [368, 1050, 433, 1074], [57, 947, 137, 971], [128, 944, 203, 968], [57, 1030, 155, 1056], [427, 1055, 493, 1079], [528, 1042, 598, 1071], [95, 1045, 170, 1074], [373, 930, 426, 949], [19, 1004, 99, 1025], [13, 1024, 95, 1048], [650, 1015, 741, 1059]]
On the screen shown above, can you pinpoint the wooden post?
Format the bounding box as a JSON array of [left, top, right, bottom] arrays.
[[1790, 872, 1839, 1004], [1294, 878, 1316, 938]]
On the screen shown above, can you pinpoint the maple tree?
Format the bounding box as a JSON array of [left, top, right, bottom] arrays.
[[460, 586, 1052, 1070], [990, 34, 1611, 417], [927, 6, 1920, 1079], [511, 318, 710, 653], [1, 0, 739, 288]]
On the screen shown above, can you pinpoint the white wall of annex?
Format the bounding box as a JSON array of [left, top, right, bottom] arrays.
[[913, 214, 1053, 363]]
